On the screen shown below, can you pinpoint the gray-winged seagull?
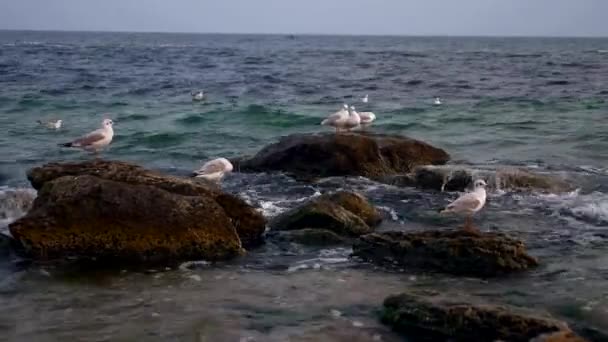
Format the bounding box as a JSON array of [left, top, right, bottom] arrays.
[[60, 118, 114, 153], [440, 179, 487, 232]]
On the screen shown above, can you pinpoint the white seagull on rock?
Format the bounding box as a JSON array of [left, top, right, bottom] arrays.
[[440, 179, 487, 232], [345, 106, 361, 131], [193, 157, 234, 182], [38, 119, 62, 130], [321, 104, 349, 133], [60, 118, 114, 153], [358, 111, 376, 125]]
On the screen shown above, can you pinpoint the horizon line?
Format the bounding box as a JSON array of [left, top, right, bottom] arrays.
[[0, 28, 607, 39]]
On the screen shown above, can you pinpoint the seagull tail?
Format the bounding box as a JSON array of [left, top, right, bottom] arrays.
[[36, 120, 43, 125], [59, 142, 73, 147], [439, 208, 451, 215]]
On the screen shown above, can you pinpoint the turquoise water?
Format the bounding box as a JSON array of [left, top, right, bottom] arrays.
[[1, 31, 608, 341]]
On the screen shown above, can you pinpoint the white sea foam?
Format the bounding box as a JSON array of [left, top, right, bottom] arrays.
[[536, 190, 608, 226], [0, 187, 37, 232]]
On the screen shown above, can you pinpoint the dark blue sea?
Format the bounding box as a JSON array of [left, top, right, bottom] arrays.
[[0, 30, 607, 341]]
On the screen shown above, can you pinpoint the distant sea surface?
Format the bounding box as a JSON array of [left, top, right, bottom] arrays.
[[0, 31, 607, 341]]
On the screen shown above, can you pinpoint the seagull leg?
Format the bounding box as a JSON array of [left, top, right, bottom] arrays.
[[463, 215, 480, 234]]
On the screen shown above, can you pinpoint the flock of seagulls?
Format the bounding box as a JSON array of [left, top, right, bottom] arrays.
[[37, 91, 484, 231]]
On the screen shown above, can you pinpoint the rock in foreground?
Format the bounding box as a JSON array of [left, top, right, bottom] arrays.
[[235, 132, 449, 180], [269, 191, 382, 245], [10, 160, 266, 262], [352, 230, 538, 277], [382, 291, 586, 342]]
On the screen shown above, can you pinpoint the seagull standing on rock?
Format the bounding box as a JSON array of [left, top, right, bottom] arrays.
[[321, 104, 349, 133], [60, 118, 114, 154], [440, 179, 487, 232], [193, 158, 234, 183]]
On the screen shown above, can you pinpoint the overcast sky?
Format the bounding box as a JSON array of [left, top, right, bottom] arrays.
[[1, 0, 607, 37]]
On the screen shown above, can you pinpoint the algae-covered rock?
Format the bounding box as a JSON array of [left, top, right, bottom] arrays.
[[381, 291, 585, 342], [353, 230, 538, 277]]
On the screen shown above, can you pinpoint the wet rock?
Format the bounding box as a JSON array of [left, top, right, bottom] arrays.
[[381, 291, 585, 342], [352, 230, 538, 277], [24, 159, 265, 248], [271, 229, 349, 246], [385, 165, 573, 193], [235, 132, 449, 180], [10, 175, 243, 262], [270, 191, 382, 245], [531, 330, 589, 342]]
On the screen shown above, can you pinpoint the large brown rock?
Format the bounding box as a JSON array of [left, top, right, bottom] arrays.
[[9, 160, 267, 262], [24, 159, 266, 248], [352, 230, 538, 277], [235, 132, 449, 180], [269, 191, 382, 245], [381, 291, 586, 342]]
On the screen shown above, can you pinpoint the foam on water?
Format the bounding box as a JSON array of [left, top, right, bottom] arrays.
[[537, 190, 608, 227], [0, 187, 36, 232]]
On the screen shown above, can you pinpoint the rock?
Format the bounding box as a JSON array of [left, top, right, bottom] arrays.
[[352, 230, 538, 277], [381, 291, 585, 342], [321, 191, 382, 227], [270, 191, 382, 245], [235, 132, 449, 180], [24, 159, 265, 248], [531, 331, 589, 342], [10, 175, 243, 262], [386, 165, 573, 193], [271, 229, 349, 246]]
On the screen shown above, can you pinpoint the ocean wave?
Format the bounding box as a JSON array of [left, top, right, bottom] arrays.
[[537, 191, 608, 227], [0, 187, 36, 231]]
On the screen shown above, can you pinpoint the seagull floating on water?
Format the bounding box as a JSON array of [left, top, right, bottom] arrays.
[[191, 91, 205, 101], [60, 118, 114, 153], [434, 97, 442, 106], [361, 94, 369, 103], [38, 119, 62, 130], [321, 104, 349, 133], [440, 179, 487, 232], [193, 157, 234, 182]]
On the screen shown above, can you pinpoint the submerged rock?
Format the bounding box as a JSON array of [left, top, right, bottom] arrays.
[[352, 230, 538, 277], [10, 160, 266, 262], [235, 132, 449, 180], [381, 291, 586, 342], [382, 165, 573, 193], [270, 191, 382, 245]]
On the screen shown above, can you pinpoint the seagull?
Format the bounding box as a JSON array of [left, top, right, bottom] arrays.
[[440, 179, 487, 232], [358, 111, 376, 125], [37, 119, 62, 129], [361, 94, 369, 103], [60, 118, 114, 153], [434, 97, 442, 106], [321, 104, 349, 133], [192, 91, 205, 101], [345, 106, 361, 131], [193, 157, 234, 182]]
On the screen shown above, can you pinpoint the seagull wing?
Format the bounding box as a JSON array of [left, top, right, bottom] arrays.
[[443, 192, 481, 213], [69, 129, 106, 147], [196, 159, 229, 175]]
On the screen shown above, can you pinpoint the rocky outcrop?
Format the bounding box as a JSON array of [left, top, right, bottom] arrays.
[[352, 230, 538, 277], [235, 132, 449, 180], [381, 165, 573, 193], [0, 188, 37, 225], [9, 160, 266, 262], [24, 159, 265, 248], [381, 291, 586, 342], [269, 191, 382, 245]]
